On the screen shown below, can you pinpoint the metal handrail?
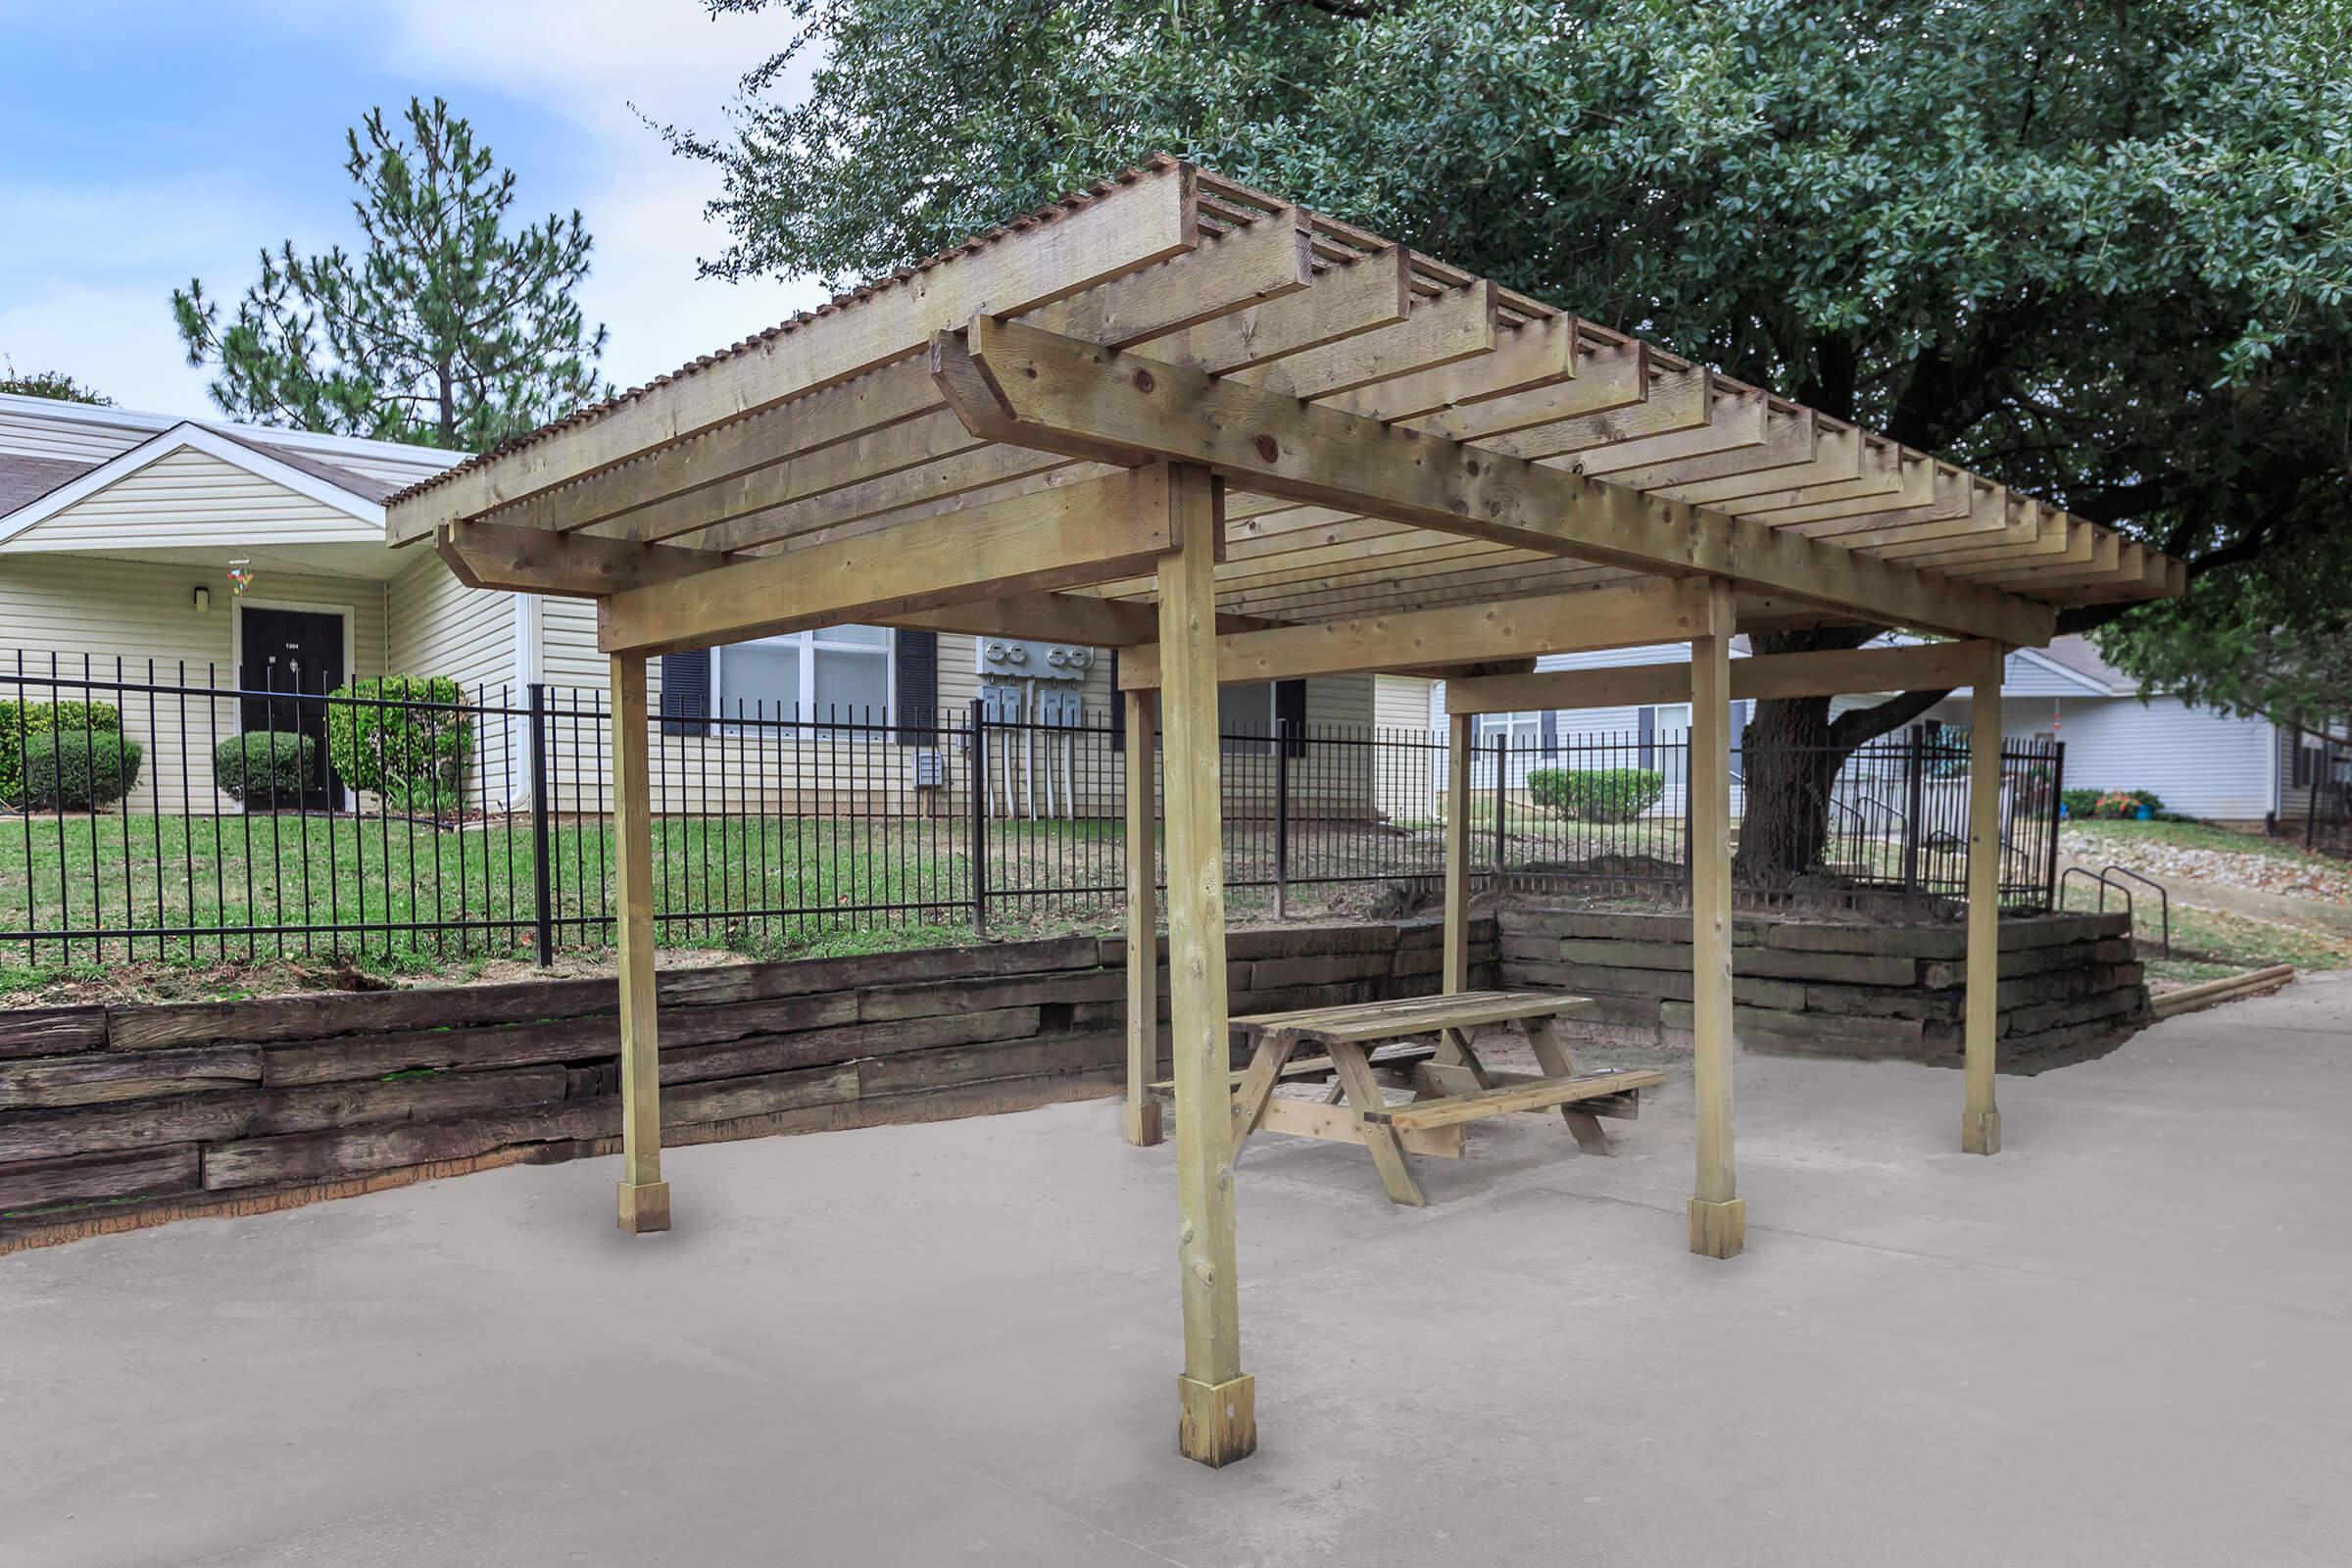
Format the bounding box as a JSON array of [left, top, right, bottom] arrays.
[[2098, 863, 2172, 957]]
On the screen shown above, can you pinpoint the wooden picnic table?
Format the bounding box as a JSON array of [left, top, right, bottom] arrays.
[[1157, 989, 1664, 1208]]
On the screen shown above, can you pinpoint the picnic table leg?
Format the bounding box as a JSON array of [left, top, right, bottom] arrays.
[[1525, 1015, 1610, 1155], [1229, 1029, 1301, 1155], [1434, 1024, 1494, 1089], [1328, 1040, 1428, 1208], [1157, 464, 1256, 1468]]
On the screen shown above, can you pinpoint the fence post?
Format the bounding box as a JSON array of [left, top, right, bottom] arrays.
[[1682, 737, 1695, 904], [2044, 740, 2066, 911], [968, 697, 989, 933], [527, 682, 554, 966], [1491, 733, 1507, 881], [1273, 723, 1292, 920], [1901, 723, 1927, 893]]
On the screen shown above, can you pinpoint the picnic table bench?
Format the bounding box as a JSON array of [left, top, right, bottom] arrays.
[[1154, 989, 1663, 1208]]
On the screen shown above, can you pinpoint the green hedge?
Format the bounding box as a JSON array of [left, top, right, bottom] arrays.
[[21, 730, 143, 811], [0, 701, 120, 808], [1526, 765, 1667, 823], [324, 676, 471, 814], [214, 730, 316, 806]]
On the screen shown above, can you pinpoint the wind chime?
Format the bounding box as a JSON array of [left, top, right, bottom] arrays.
[[226, 558, 257, 597]]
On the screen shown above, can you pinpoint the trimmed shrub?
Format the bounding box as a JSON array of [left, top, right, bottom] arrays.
[[1527, 765, 1667, 822], [0, 701, 121, 808], [214, 730, 317, 806], [2061, 787, 2164, 820], [323, 676, 471, 814], [21, 730, 143, 811]]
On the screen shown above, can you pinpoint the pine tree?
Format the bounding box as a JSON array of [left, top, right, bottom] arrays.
[[173, 97, 609, 454]]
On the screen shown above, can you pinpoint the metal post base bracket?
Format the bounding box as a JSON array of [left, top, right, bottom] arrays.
[[1177, 1372, 1258, 1468], [1962, 1108, 2003, 1156], [616, 1180, 672, 1235], [1689, 1197, 1745, 1259]]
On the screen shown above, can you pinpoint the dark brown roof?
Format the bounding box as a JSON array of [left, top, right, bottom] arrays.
[[220, 429, 398, 503], [0, 453, 98, 518]]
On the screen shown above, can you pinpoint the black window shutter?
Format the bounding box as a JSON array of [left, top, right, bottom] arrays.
[[1110, 651, 1125, 751], [1638, 705, 1655, 770], [659, 650, 710, 736], [1275, 678, 1307, 758], [1540, 708, 1559, 759], [895, 629, 938, 745]]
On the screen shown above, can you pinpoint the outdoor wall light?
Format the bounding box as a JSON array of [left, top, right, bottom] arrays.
[[192, 585, 212, 613]]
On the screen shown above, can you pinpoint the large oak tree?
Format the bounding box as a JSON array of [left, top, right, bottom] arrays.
[[666, 0, 2352, 871]]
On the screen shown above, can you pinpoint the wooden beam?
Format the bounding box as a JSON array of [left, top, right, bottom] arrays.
[[385, 160, 1201, 541], [936, 318, 2053, 646], [1117, 578, 1714, 689], [1688, 581, 1743, 1259], [436, 519, 716, 598], [597, 466, 1180, 656], [888, 593, 1162, 648], [611, 654, 668, 1235], [1445, 638, 2002, 714], [1159, 464, 1256, 1468], [1121, 688, 1163, 1148], [1962, 639, 2005, 1156]]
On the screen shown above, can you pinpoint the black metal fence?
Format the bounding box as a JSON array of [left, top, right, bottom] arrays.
[[2302, 734, 2350, 858], [1, 653, 2062, 969]]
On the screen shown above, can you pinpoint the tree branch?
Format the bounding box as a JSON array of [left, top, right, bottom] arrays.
[[1826, 686, 1954, 752]]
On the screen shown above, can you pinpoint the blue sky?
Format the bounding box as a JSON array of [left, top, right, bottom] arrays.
[[0, 0, 828, 416]]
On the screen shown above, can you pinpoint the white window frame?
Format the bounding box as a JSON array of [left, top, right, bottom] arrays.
[[711, 625, 897, 736]]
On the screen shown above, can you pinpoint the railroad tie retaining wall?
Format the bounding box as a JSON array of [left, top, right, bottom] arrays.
[[1497, 904, 2149, 1065], [0, 917, 1499, 1250]]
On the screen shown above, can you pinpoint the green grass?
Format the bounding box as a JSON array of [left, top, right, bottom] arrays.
[[2057, 879, 2352, 985]]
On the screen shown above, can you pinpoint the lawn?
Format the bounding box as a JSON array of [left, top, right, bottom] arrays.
[[0, 808, 1449, 997], [2055, 818, 2352, 985]]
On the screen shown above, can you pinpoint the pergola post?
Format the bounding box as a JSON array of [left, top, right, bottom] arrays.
[[1443, 709, 1474, 993], [1157, 463, 1255, 1468], [1687, 580, 1743, 1259], [611, 653, 669, 1233], [1122, 687, 1163, 1148], [1962, 642, 2007, 1154]]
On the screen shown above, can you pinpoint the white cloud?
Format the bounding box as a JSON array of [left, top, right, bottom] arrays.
[[9, 0, 830, 416], [352, 0, 831, 391]]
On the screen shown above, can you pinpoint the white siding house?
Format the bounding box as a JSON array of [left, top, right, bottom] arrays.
[[1384, 633, 2301, 827], [0, 393, 1380, 818]]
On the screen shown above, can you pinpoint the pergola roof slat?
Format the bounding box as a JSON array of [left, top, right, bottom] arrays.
[[382, 156, 2180, 653]]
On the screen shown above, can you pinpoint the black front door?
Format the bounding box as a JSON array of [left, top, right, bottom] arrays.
[[239, 607, 345, 808]]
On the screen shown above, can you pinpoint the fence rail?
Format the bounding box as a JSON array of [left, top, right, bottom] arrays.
[[2, 652, 2062, 968]]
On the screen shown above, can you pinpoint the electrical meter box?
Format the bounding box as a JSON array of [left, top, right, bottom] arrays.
[[975, 638, 1097, 681]]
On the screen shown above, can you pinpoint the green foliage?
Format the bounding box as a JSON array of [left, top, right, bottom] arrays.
[[0, 361, 110, 404], [674, 0, 2352, 712], [213, 731, 317, 806], [2098, 581, 2351, 743], [2063, 787, 2164, 819], [172, 96, 609, 453], [21, 731, 143, 811], [324, 677, 471, 814], [1527, 766, 1666, 823], [0, 702, 121, 807]]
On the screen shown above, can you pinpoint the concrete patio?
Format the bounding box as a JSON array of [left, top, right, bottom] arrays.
[[5, 976, 2347, 1568]]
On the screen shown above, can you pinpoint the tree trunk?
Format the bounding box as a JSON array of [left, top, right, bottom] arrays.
[[1733, 695, 1844, 887], [1729, 627, 1957, 888]]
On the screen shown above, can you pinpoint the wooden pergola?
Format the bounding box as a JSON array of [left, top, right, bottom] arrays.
[[384, 158, 2181, 1469]]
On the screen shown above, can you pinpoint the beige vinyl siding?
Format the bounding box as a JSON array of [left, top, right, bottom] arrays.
[[0, 404, 154, 465], [386, 551, 516, 695], [1373, 675, 1440, 823], [0, 555, 386, 810], [0, 447, 381, 553], [384, 551, 523, 811]]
